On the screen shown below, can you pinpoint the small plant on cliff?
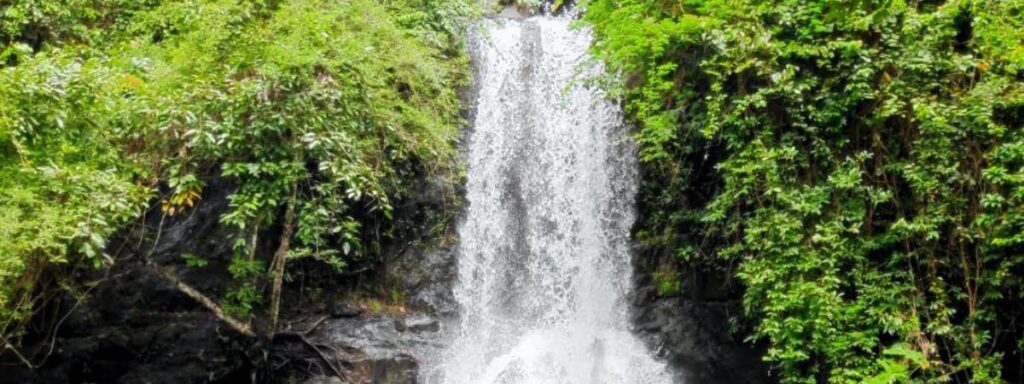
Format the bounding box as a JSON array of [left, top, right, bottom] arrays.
[[653, 269, 682, 297]]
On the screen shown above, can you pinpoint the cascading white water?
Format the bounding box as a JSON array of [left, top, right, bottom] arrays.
[[428, 11, 674, 384]]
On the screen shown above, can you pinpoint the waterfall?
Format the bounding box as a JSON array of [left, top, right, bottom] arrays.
[[427, 11, 674, 384]]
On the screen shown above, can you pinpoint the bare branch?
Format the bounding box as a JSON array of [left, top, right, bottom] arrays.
[[0, 334, 33, 370], [151, 266, 255, 337]]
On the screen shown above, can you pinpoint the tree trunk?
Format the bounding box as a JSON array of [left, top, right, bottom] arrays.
[[267, 191, 296, 338]]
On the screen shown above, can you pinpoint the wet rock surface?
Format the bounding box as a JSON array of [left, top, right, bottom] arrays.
[[385, 244, 459, 317], [634, 295, 772, 383], [0, 267, 252, 384], [631, 248, 775, 384], [298, 312, 446, 384]]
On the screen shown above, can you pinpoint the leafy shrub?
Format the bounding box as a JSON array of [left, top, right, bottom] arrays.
[[0, 52, 150, 340], [119, 0, 470, 318]]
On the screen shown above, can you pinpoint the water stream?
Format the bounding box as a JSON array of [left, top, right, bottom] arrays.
[[428, 12, 674, 384]]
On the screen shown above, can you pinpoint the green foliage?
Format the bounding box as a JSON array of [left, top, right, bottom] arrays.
[[0, 52, 150, 339], [503, 0, 539, 6], [586, 0, 1024, 382], [119, 0, 468, 316], [0, 0, 470, 339], [0, 0, 159, 63], [181, 253, 208, 268], [653, 269, 682, 297], [866, 343, 928, 384]]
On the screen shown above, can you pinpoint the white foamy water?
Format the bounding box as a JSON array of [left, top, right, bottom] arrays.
[[427, 13, 674, 384]]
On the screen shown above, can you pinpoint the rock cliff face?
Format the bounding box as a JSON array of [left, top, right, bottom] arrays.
[[0, 170, 461, 384]]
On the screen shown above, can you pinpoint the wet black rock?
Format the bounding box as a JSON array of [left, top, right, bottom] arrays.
[[329, 302, 364, 319], [631, 248, 775, 384], [634, 295, 771, 383], [0, 169, 460, 384], [394, 314, 441, 334], [385, 244, 459, 316], [0, 268, 251, 384], [295, 311, 446, 384]]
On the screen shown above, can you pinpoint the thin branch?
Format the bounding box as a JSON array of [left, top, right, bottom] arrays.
[[300, 316, 328, 336], [0, 334, 33, 370], [151, 266, 255, 337]]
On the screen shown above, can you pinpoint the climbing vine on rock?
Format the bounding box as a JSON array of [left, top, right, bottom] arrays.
[[585, 0, 1024, 382]]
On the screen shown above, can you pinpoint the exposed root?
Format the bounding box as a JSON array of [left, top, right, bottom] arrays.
[[273, 332, 349, 382]]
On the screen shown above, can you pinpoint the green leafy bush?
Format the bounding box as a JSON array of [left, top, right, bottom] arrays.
[[116, 0, 470, 318], [586, 0, 1024, 382], [0, 0, 471, 342], [0, 52, 150, 340]]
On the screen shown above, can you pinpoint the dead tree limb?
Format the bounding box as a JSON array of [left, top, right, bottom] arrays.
[[0, 334, 33, 370], [151, 266, 255, 337]]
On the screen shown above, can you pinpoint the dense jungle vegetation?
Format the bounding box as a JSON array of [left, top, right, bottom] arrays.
[[0, 0, 470, 358], [585, 0, 1024, 382]]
